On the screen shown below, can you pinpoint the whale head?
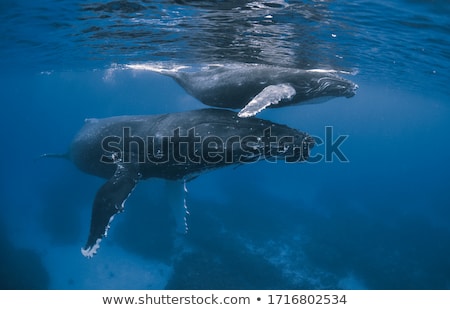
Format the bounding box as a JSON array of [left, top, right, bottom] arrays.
[[312, 73, 358, 99]]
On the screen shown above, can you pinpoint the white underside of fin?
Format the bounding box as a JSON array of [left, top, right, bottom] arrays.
[[182, 179, 189, 234], [238, 83, 296, 118], [165, 180, 190, 235], [81, 238, 102, 258]]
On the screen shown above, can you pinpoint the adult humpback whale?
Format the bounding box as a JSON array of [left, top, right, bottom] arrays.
[[126, 63, 358, 117], [44, 109, 314, 257]]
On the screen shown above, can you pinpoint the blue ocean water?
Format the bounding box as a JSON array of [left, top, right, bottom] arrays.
[[0, 0, 449, 289]]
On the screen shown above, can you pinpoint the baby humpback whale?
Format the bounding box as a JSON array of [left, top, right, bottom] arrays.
[[44, 109, 314, 257], [126, 63, 358, 117]]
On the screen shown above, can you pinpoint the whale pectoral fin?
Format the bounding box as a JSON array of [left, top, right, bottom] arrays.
[[237, 83, 296, 118], [81, 162, 140, 258]]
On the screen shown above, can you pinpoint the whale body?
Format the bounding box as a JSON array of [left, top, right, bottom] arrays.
[[126, 63, 358, 117], [48, 109, 314, 257]]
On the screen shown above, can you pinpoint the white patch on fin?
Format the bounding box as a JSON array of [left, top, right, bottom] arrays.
[[238, 83, 296, 118], [165, 181, 189, 235], [81, 238, 102, 258], [81, 213, 117, 258], [183, 179, 189, 233]]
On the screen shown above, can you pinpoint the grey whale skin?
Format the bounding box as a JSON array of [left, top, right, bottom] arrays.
[[127, 63, 358, 117], [58, 109, 314, 257]]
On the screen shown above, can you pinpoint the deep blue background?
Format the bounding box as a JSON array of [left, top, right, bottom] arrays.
[[0, 0, 449, 289]]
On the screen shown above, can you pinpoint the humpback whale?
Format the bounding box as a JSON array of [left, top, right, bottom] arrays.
[[44, 109, 314, 257], [126, 63, 358, 117]]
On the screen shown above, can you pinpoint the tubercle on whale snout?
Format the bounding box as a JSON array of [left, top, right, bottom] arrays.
[[315, 76, 358, 98], [347, 82, 359, 97], [344, 83, 358, 98]]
